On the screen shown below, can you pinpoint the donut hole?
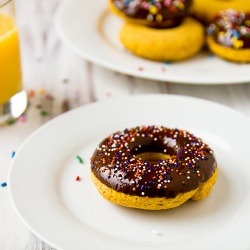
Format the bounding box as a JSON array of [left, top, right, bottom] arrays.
[[135, 152, 172, 163]]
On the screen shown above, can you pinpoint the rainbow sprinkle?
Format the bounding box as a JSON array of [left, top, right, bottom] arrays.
[[76, 155, 83, 164], [11, 151, 16, 158], [1, 182, 7, 187]]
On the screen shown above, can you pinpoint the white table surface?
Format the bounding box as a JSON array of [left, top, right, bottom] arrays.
[[1, 0, 250, 249]]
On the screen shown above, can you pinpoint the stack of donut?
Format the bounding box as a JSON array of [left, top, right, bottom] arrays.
[[90, 125, 218, 210], [109, 0, 250, 63]]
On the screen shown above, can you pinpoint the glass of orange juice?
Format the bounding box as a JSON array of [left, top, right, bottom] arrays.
[[0, 0, 27, 125]]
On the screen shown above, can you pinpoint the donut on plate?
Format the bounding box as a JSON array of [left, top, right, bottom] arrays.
[[190, 0, 250, 24], [206, 9, 250, 63], [109, 0, 205, 61], [90, 126, 218, 210]]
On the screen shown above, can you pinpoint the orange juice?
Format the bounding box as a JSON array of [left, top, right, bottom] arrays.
[[0, 13, 22, 105]]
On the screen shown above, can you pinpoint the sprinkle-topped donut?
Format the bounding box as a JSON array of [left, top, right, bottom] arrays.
[[109, 0, 204, 61], [206, 9, 250, 63], [90, 126, 218, 210], [110, 0, 193, 28], [190, 0, 250, 25], [207, 9, 250, 49]]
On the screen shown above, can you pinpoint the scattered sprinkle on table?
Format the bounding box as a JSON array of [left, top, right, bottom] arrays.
[[36, 104, 42, 109], [75, 176, 80, 181], [1, 182, 7, 188], [7, 119, 16, 125], [208, 53, 215, 58], [38, 88, 46, 95], [76, 155, 83, 164], [11, 151, 16, 158], [160, 66, 166, 72], [45, 94, 54, 101], [138, 66, 144, 71], [28, 89, 35, 98], [18, 114, 27, 122], [40, 110, 48, 116], [164, 61, 172, 65]]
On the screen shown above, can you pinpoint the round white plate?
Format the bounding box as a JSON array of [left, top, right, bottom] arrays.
[[54, 0, 250, 85], [8, 94, 250, 250]]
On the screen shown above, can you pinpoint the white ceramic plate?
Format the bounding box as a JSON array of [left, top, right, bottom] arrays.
[[8, 94, 250, 250], [54, 0, 250, 85]]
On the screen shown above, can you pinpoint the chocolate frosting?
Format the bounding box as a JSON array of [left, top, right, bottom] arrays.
[[112, 0, 193, 28], [207, 9, 250, 49], [91, 126, 217, 198]]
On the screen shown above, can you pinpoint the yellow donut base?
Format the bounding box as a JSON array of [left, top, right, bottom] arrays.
[[190, 0, 250, 23], [90, 167, 218, 210], [207, 36, 250, 63], [119, 17, 205, 62]]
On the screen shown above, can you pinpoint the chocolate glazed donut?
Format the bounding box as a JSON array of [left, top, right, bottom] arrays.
[[206, 9, 250, 63], [91, 126, 217, 199], [111, 0, 193, 28], [207, 10, 250, 49]]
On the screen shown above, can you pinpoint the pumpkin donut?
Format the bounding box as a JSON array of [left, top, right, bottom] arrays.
[[206, 9, 250, 63], [190, 0, 250, 24], [109, 0, 205, 61], [90, 126, 218, 210], [119, 17, 204, 61]]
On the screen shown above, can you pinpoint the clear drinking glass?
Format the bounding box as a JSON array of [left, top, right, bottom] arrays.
[[0, 0, 27, 125]]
